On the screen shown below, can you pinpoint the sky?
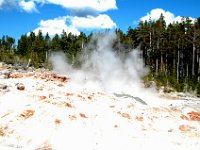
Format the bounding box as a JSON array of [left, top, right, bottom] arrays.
[[0, 0, 199, 41]]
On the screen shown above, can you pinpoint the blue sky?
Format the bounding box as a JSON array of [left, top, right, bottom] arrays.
[[0, 0, 199, 41]]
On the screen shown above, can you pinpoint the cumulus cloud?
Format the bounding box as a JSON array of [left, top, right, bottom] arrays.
[[33, 17, 80, 36], [33, 14, 117, 36], [18, 0, 117, 15], [19, 0, 38, 12], [140, 8, 195, 25], [0, 0, 3, 6], [0, 0, 17, 9], [68, 14, 117, 29], [36, 0, 117, 13], [1, 0, 117, 15], [0, 0, 117, 36]]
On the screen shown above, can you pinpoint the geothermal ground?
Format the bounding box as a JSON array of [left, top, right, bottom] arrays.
[[0, 64, 200, 150]]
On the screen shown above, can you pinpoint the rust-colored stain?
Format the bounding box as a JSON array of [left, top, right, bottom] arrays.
[[0, 127, 5, 136], [36, 142, 52, 150], [10, 73, 23, 78], [69, 115, 77, 120], [77, 94, 85, 100], [19, 110, 35, 119], [88, 96, 93, 100], [40, 73, 70, 82], [79, 113, 88, 118], [24, 72, 34, 77], [39, 96, 47, 100], [48, 94, 54, 98], [55, 119, 61, 125], [180, 114, 189, 120], [135, 116, 143, 121], [65, 93, 74, 96], [117, 112, 131, 120], [122, 113, 131, 119], [179, 124, 196, 132], [187, 111, 200, 121], [65, 103, 73, 108]]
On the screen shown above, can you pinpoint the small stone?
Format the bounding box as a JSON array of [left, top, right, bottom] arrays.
[[88, 96, 93, 100], [0, 84, 7, 90], [17, 83, 25, 90]]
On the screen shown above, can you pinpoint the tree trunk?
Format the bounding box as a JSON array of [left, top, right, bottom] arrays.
[[150, 32, 152, 48], [192, 42, 196, 76], [186, 63, 189, 77], [177, 50, 180, 81], [156, 58, 159, 76], [161, 54, 164, 73], [198, 57, 200, 81], [165, 54, 168, 76]]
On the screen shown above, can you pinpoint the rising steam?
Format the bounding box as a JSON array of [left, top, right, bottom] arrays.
[[49, 32, 149, 95]]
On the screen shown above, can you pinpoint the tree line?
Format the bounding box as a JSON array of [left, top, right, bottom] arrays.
[[0, 14, 200, 95]]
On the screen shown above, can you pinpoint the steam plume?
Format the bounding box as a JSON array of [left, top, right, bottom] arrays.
[[49, 32, 148, 95]]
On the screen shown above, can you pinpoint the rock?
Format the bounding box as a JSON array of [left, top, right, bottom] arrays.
[[0, 84, 8, 90], [0, 69, 11, 79], [88, 95, 93, 100], [17, 83, 25, 90], [0, 84, 10, 94]]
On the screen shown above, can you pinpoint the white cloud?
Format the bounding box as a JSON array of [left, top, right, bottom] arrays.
[[140, 8, 195, 25], [0, 0, 17, 9], [69, 14, 117, 29], [1, 0, 117, 14], [33, 17, 80, 36], [19, 0, 38, 12], [35, 0, 117, 12], [0, 0, 4, 6], [33, 14, 117, 36]]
